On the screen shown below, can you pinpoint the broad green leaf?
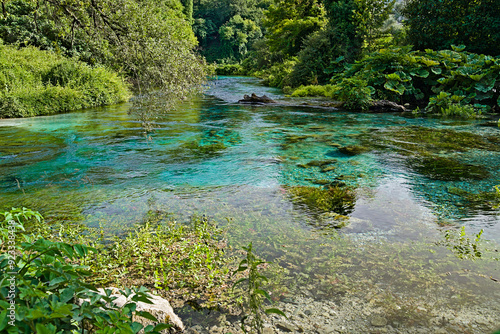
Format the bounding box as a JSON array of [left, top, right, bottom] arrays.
[[131, 322, 144, 334], [35, 323, 57, 334], [384, 81, 405, 95], [451, 44, 466, 52], [153, 324, 173, 331], [468, 74, 485, 81]]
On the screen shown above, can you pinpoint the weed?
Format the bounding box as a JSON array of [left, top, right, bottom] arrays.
[[233, 243, 285, 333]]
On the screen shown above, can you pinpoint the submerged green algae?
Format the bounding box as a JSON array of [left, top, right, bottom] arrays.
[[408, 155, 490, 181], [287, 185, 356, 216], [366, 125, 500, 154]]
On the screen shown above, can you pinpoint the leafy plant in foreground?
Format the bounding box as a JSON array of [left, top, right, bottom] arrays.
[[0, 208, 170, 333], [233, 243, 285, 334], [441, 226, 484, 260]]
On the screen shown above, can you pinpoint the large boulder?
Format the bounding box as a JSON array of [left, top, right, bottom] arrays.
[[238, 93, 276, 104], [78, 287, 184, 333]]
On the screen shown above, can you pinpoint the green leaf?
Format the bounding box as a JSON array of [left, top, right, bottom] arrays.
[[414, 69, 429, 78], [384, 81, 405, 95], [451, 44, 466, 52], [0, 310, 8, 331], [255, 288, 271, 300], [475, 77, 496, 92], [136, 311, 158, 322], [431, 67, 442, 75], [265, 308, 287, 317], [131, 322, 143, 334], [35, 323, 57, 334], [232, 277, 247, 288], [153, 324, 173, 331]]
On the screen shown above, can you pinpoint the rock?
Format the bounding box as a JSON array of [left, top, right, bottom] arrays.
[[370, 315, 388, 327], [369, 100, 407, 112], [338, 145, 370, 156], [276, 321, 297, 332], [318, 325, 337, 334], [238, 93, 276, 104], [263, 328, 275, 334], [79, 287, 184, 332]]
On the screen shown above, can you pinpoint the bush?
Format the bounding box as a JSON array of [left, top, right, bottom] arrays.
[[216, 63, 246, 76], [425, 91, 480, 118], [333, 46, 500, 112], [290, 85, 338, 97], [254, 58, 297, 88], [0, 44, 130, 118]]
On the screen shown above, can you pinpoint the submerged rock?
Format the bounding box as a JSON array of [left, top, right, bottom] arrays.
[[238, 93, 276, 104], [338, 145, 370, 156]]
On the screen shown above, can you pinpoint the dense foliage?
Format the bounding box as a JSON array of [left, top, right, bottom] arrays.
[[0, 43, 130, 118], [292, 46, 500, 114], [403, 0, 500, 56], [0, 208, 171, 333], [0, 0, 207, 117], [193, 0, 271, 62]]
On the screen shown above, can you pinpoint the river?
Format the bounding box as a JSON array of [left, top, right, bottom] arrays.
[[1, 76, 499, 332]]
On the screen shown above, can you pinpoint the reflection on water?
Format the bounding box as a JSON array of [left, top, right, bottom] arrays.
[[1, 76, 500, 331]]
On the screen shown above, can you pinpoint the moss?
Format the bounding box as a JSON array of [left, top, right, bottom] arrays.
[[338, 145, 370, 156], [409, 156, 489, 181], [288, 185, 356, 215]]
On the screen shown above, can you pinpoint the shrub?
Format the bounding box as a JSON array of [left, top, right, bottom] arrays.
[[216, 63, 246, 76], [290, 85, 338, 97], [331, 46, 500, 112], [425, 91, 481, 118], [332, 78, 373, 111], [0, 44, 130, 118]]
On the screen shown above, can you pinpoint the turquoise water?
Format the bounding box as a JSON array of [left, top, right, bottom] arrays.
[[1, 77, 500, 329], [1, 76, 499, 239]]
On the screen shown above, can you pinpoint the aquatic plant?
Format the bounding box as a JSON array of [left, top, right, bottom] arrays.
[[441, 226, 484, 260], [288, 185, 356, 216], [364, 126, 500, 155], [233, 243, 285, 334]]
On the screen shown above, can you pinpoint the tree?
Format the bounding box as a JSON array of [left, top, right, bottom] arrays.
[[192, 0, 271, 62], [403, 0, 500, 56], [219, 14, 262, 60], [0, 0, 207, 98], [263, 0, 326, 59]]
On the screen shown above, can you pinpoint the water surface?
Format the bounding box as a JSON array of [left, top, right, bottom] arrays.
[[1, 76, 499, 332]]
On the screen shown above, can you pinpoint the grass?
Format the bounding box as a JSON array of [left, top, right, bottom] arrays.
[[0, 42, 131, 118]]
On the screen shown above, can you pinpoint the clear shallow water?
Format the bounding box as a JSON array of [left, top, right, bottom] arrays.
[[1, 76, 500, 330]]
